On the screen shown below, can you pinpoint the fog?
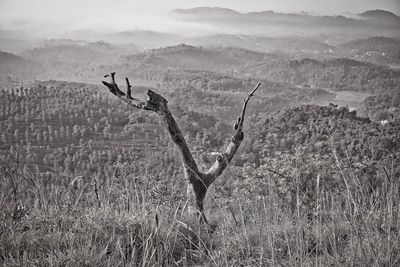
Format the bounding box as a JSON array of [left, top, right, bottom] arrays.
[[1, 0, 399, 39]]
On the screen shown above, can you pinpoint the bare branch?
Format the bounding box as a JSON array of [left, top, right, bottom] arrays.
[[125, 77, 133, 99], [102, 72, 260, 222], [238, 82, 261, 130], [203, 82, 261, 186], [102, 72, 198, 171]]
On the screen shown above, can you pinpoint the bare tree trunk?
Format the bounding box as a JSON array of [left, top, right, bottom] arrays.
[[102, 73, 260, 223]]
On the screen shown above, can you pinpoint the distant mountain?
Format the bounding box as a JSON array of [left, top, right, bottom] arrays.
[[173, 7, 240, 17], [359, 9, 400, 25], [175, 7, 400, 26], [0, 29, 39, 54], [21, 40, 141, 65], [172, 7, 400, 41], [105, 30, 183, 49], [17, 41, 140, 82], [66, 30, 183, 49], [39, 39, 140, 56], [23, 45, 108, 64]]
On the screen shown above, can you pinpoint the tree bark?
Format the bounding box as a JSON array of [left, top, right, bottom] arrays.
[[102, 73, 260, 223]]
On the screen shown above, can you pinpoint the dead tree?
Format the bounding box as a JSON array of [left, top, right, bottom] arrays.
[[102, 73, 260, 223]]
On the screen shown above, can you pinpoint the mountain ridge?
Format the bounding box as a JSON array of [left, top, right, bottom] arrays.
[[173, 7, 400, 20], [172, 7, 400, 38]]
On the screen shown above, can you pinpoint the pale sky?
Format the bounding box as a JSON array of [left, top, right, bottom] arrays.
[[0, 0, 399, 37]]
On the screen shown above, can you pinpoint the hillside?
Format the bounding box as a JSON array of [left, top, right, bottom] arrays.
[[1, 80, 399, 266], [248, 104, 398, 161], [119, 44, 400, 93], [3, 40, 399, 94], [235, 56, 400, 93], [22, 41, 138, 64], [0, 50, 25, 63], [13, 41, 140, 82], [187, 35, 335, 55], [124, 44, 275, 71], [23, 45, 106, 64], [338, 36, 400, 64], [0, 50, 40, 82], [360, 90, 400, 120]]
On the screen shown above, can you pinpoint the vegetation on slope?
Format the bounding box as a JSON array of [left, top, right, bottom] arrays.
[[1, 79, 399, 266]]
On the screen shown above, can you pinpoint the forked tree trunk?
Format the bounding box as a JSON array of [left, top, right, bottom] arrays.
[[102, 72, 260, 223]]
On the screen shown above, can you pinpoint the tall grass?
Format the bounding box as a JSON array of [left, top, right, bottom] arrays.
[[1, 149, 399, 266]]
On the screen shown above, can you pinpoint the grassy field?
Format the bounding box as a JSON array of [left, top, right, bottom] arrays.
[[1, 148, 399, 267]]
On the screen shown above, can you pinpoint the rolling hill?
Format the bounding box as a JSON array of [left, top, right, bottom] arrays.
[[0, 50, 40, 83], [0, 50, 25, 64], [187, 34, 335, 55], [123, 44, 277, 71], [116, 44, 399, 93], [66, 30, 183, 49], [359, 9, 400, 25], [22, 40, 139, 64], [338, 36, 400, 64], [235, 56, 400, 92]]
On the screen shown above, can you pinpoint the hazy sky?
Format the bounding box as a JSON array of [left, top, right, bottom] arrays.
[[1, 0, 399, 37]]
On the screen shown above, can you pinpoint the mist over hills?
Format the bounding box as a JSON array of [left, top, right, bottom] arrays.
[[359, 9, 400, 24], [65, 30, 182, 49], [22, 40, 140, 64], [0, 50, 39, 79], [1, 7, 399, 55], [0, 50, 24, 64], [1, 7, 399, 92], [1, 37, 400, 93], [172, 7, 400, 40], [186, 35, 335, 54]]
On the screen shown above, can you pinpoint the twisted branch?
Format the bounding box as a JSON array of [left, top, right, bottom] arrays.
[[102, 72, 260, 221]]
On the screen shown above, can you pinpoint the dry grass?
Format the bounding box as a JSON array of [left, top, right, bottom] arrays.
[[1, 151, 399, 266]]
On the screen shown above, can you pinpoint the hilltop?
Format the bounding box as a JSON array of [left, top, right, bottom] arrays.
[[359, 9, 400, 25], [124, 44, 274, 71]]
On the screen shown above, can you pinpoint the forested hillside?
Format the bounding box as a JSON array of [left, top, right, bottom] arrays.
[[1, 76, 399, 265], [109, 45, 398, 93], [338, 37, 400, 64]]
